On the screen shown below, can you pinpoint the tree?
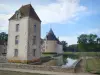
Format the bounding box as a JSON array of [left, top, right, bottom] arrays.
[[77, 34, 99, 52], [68, 44, 79, 52], [61, 41, 68, 52], [96, 37, 100, 52], [0, 32, 8, 41], [77, 34, 88, 52]]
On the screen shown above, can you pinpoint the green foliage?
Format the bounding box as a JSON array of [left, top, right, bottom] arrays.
[[77, 34, 100, 52], [42, 52, 57, 54], [68, 44, 79, 52], [61, 41, 68, 52], [0, 32, 8, 41], [85, 58, 100, 74], [64, 52, 100, 57]]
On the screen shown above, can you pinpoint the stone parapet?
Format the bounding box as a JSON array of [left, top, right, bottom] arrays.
[[0, 63, 75, 73]]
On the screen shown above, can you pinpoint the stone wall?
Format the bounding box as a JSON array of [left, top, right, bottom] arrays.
[[0, 56, 82, 73], [0, 63, 75, 73], [72, 59, 82, 73], [0, 56, 7, 63]]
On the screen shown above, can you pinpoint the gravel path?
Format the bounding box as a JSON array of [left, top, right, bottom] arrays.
[[0, 68, 96, 75]]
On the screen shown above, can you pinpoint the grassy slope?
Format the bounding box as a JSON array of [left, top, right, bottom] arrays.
[[42, 52, 100, 57], [86, 58, 100, 74], [64, 52, 100, 56]]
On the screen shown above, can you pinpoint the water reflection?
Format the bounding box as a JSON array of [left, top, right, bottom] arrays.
[[62, 58, 77, 68], [42, 54, 78, 67]]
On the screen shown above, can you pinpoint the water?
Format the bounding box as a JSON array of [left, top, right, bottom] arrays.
[[62, 58, 77, 68], [43, 55, 78, 67]]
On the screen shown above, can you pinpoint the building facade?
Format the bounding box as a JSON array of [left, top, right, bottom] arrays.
[[41, 29, 63, 54], [7, 4, 41, 63], [0, 40, 7, 56]]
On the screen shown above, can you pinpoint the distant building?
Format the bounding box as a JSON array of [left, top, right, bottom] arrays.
[[41, 29, 63, 53], [0, 40, 7, 56], [7, 4, 41, 63]]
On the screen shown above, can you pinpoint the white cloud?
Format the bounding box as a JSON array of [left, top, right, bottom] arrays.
[[59, 36, 77, 45], [0, 0, 87, 32], [35, 0, 87, 24], [0, 4, 14, 14], [0, 4, 17, 33], [79, 28, 100, 35], [0, 14, 12, 33], [59, 28, 100, 45]]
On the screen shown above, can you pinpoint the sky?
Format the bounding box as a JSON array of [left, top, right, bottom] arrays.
[[0, 0, 100, 45]]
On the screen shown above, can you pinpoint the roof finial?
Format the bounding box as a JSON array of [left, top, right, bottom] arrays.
[[30, 1, 31, 4], [50, 24, 52, 29]]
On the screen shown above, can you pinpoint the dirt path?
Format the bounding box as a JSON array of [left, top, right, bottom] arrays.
[[0, 68, 96, 75]]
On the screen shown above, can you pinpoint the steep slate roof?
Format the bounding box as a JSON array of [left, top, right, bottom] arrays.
[[9, 4, 41, 22], [46, 29, 57, 40], [46, 29, 62, 44]]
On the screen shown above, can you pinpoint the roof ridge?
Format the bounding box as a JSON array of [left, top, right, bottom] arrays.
[[9, 4, 41, 22], [28, 4, 31, 17]]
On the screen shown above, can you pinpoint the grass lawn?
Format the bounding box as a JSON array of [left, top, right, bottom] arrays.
[[42, 52, 100, 57], [64, 52, 100, 57], [85, 58, 100, 74], [0, 70, 49, 75]]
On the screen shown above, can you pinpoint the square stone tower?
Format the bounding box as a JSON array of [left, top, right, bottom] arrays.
[[7, 4, 41, 63]]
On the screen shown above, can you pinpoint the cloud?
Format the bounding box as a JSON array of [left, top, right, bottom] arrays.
[[35, 0, 87, 24], [59, 36, 77, 45], [0, 0, 88, 32], [0, 4, 15, 33], [0, 14, 12, 33], [79, 28, 100, 35], [0, 4, 14, 14], [59, 28, 100, 45]]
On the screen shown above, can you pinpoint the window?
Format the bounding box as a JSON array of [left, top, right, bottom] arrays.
[[34, 24, 36, 32], [16, 13, 19, 19], [16, 24, 19, 32], [33, 49, 36, 56], [16, 10, 21, 19], [15, 35, 19, 45], [46, 46, 47, 49], [14, 49, 18, 57], [33, 36, 36, 45]]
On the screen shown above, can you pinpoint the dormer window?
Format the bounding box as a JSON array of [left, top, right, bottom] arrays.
[[16, 10, 21, 19]]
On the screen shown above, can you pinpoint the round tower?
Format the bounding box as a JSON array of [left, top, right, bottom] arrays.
[[42, 29, 63, 53]]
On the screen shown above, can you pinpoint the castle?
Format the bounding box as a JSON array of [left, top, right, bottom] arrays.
[[41, 29, 63, 54], [7, 4, 62, 63], [7, 4, 41, 63]]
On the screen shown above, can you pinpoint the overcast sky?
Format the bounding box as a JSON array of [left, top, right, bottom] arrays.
[[0, 0, 100, 45]]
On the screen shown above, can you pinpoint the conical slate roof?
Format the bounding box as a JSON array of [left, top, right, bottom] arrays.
[[46, 29, 62, 44], [9, 4, 41, 22], [46, 29, 58, 41]]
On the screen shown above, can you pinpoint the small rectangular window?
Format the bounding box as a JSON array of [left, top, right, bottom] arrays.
[[33, 49, 36, 56], [33, 36, 36, 45], [16, 24, 19, 32], [15, 35, 19, 45], [14, 49, 18, 57], [34, 25, 36, 32]]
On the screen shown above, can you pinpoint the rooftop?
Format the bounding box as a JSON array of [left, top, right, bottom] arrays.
[[9, 4, 41, 22], [46, 29, 62, 44]]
